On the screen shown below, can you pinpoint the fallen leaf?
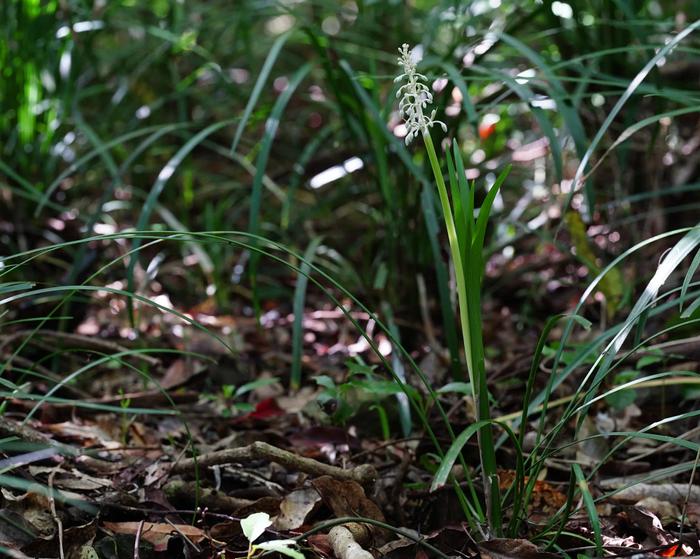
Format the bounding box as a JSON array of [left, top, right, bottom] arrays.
[[307, 533, 333, 556], [635, 497, 680, 521], [22, 519, 97, 559], [477, 538, 560, 559], [311, 476, 384, 521], [376, 536, 417, 555], [2, 490, 55, 538], [498, 469, 567, 513], [102, 521, 208, 551], [160, 358, 204, 389], [0, 509, 38, 548], [274, 487, 322, 531], [628, 506, 676, 547]]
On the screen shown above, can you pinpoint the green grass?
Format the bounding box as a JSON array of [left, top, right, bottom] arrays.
[[3, 0, 700, 553]]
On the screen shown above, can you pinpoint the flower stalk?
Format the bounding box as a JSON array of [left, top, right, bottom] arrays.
[[396, 43, 506, 535]]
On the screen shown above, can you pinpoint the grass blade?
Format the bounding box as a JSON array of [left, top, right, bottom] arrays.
[[431, 420, 490, 491], [230, 31, 292, 154], [248, 63, 312, 316], [573, 464, 602, 555], [290, 236, 323, 390], [564, 19, 700, 218]]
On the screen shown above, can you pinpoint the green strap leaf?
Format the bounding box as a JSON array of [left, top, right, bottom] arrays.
[[230, 31, 292, 154]]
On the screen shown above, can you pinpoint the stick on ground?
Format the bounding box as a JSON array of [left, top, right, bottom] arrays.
[[171, 441, 377, 486]]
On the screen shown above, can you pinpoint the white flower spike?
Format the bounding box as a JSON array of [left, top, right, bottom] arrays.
[[395, 43, 447, 145]]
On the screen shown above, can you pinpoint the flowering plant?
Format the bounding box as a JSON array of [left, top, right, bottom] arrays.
[[395, 43, 447, 144], [395, 43, 511, 535]]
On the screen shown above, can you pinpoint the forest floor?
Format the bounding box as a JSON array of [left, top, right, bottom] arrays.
[[2, 232, 700, 559]]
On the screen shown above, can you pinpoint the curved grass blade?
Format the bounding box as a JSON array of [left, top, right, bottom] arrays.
[[497, 32, 588, 190], [573, 464, 602, 555], [230, 31, 292, 154], [126, 119, 237, 321], [681, 248, 700, 313], [381, 302, 412, 438], [564, 19, 700, 219], [577, 225, 700, 416], [431, 420, 489, 491], [2, 229, 480, 527], [584, 107, 700, 184], [515, 313, 590, 452], [470, 64, 564, 182], [290, 236, 322, 390], [248, 63, 312, 317], [0, 160, 40, 197], [35, 124, 176, 216], [439, 61, 478, 132]]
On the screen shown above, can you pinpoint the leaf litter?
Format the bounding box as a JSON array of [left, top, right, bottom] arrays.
[[1, 250, 700, 559]]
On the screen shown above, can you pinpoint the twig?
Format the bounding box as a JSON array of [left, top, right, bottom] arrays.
[[328, 525, 373, 559], [164, 480, 253, 512], [0, 415, 119, 475], [497, 376, 700, 423], [165, 517, 202, 553], [0, 415, 55, 445], [134, 519, 145, 559], [171, 441, 377, 486], [302, 517, 453, 559], [601, 480, 700, 503], [625, 425, 700, 463], [48, 469, 65, 559]]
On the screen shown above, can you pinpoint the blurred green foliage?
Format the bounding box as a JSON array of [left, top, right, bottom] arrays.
[[2, 0, 700, 350]]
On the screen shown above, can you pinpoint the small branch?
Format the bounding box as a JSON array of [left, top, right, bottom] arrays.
[[165, 518, 201, 553], [164, 480, 253, 512], [134, 519, 145, 559], [48, 469, 65, 559], [0, 416, 115, 474], [171, 441, 377, 486], [328, 525, 373, 559], [0, 415, 54, 445]]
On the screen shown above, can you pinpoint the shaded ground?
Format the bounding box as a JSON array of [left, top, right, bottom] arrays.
[[1, 230, 699, 558]]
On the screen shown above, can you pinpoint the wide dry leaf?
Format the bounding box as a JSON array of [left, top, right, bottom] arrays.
[[102, 521, 207, 551], [274, 487, 322, 530], [311, 476, 384, 521]]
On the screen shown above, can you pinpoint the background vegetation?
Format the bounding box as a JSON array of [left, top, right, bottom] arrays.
[[2, 0, 700, 557]]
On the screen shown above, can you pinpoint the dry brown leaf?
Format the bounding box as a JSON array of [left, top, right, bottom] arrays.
[[477, 538, 560, 559], [311, 476, 384, 521], [273, 487, 322, 531], [307, 533, 333, 556], [43, 421, 115, 447], [635, 497, 680, 521], [102, 521, 208, 551], [497, 469, 567, 513]]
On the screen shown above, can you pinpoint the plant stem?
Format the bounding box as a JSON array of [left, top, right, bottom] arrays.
[[422, 131, 499, 534]]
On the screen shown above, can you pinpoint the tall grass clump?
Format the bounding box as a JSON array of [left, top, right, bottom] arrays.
[[394, 27, 700, 541], [4, 1, 700, 552]]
